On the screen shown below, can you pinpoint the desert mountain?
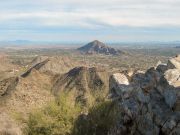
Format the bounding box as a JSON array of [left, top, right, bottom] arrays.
[[52, 66, 109, 105], [78, 40, 123, 55]]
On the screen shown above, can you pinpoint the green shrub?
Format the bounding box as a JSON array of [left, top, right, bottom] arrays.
[[73, 100, 119, 135], [25, 93, 81, 135]]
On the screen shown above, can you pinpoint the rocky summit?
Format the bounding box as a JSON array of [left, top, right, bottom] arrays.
[[78, 40, 123, 55], [109, 55, 180, 135]]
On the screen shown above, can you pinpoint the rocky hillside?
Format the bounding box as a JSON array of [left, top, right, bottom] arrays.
[[78, 40, 123, 55], [109, 55, 180, 135], [52, 66, 109, 105], [0, 77, 19, 98], [22, 56, 82, 77], [0, 69, 54, 135]]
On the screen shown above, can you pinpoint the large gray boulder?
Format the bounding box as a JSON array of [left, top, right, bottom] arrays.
[[167, 55, 180, 69], [164, 69, 180, 87], [109, 73, 133, 99], [156, 64, 168, 73], [109, 55, 180, 135], [163, 89, 177, 108]]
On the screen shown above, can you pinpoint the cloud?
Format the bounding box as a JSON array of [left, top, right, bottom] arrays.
[[0, 0, 180, 41]]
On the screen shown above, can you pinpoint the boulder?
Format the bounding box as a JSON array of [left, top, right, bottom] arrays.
[[156, 64, 168, 73], [137, 113, 159, 135], [131, 70, 145, 84], [164, 69, 180, 87], [109, 73, 132, 98], [167, 55, 180, 69], [163, 89, 177, 108], [174, 87, 180, 111], [138, 68, 161, 93], [161, 113, 180, 134]]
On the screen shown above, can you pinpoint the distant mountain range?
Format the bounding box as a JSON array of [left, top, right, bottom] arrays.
[[0, 40, 180, 49]]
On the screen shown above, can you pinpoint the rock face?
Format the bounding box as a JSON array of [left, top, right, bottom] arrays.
[[78, 40, 123, 55], [52, 66, 109, 105], [164, 69, 180, 87], [21, 58, 49, 77], [167, 55, 180, 69], [109, 55, 180, 135], [109, 73, 132, 98]]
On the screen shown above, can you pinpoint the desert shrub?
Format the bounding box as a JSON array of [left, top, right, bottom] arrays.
[[11, 111, 26, 123], [25, 92, 119, 135], [73, 100, 119, 135], [25, 93, 81, 135]]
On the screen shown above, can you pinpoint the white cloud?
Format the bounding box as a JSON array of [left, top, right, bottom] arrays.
[[0, 0, 180, 26], [0, 0, 180, 41]]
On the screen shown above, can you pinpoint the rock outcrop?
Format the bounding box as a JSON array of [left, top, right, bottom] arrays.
[[167, 55, 180, 69], [78, 40, 123, 55], [0, 77, 19, 97], [109, 55, 180, 135]]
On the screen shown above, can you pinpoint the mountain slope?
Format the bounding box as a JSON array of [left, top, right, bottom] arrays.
[[0, 77, 19, 97], [52, 66, 109, 105]]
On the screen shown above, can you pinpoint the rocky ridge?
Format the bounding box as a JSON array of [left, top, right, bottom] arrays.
[[109, 55, 180, 135], [22, 56, 82, 77]]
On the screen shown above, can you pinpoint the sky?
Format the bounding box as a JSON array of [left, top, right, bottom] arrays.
[[0, 0, 180, 42]]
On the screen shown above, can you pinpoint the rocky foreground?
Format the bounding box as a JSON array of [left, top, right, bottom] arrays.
[[109, 55, 180, 135]]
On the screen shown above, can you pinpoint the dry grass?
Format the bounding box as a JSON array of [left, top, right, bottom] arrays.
[[0, 112, 22, 135]]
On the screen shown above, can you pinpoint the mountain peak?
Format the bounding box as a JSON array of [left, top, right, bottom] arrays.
[[78, 40, 123, 55]]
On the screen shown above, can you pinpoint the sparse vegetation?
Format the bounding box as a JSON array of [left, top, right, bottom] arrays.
[[25, 91, 119, 135], [0, 45, 180, 135], [25, 93, 81, 135]]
